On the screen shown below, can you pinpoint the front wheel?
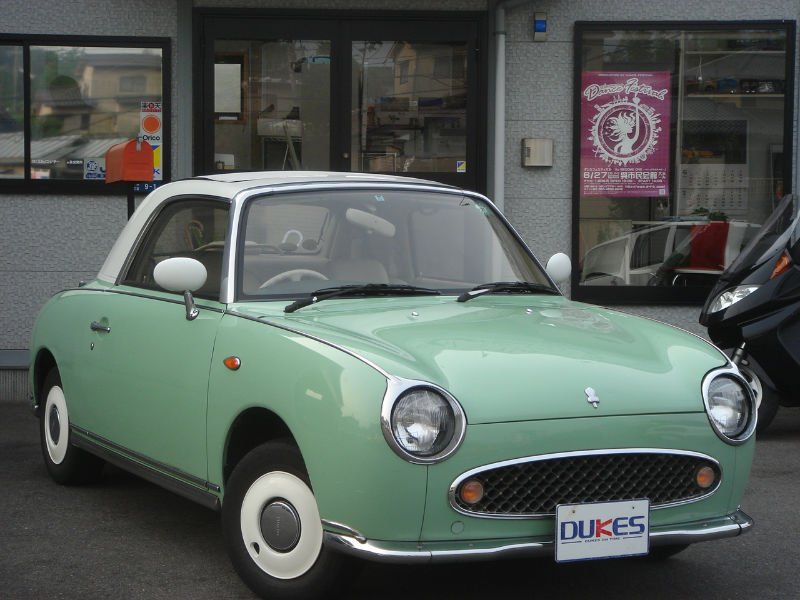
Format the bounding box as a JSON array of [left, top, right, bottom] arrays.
[[39, 369, 104, 485], [222, 442, 350, 600]]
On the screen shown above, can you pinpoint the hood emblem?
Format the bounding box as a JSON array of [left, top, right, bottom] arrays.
[[585, 387, 600, 409]]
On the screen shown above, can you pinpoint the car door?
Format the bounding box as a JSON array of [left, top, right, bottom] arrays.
[[78, 198, 229, 481]]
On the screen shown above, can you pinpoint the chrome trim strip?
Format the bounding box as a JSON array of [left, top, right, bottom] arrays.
[[70, 426, 221, 510], [448, 448, 722, 519], [702, 366, 758, 445], [324, 510, 752, 563], [379, 377, 467, 465], [321, 519, 368, 544]]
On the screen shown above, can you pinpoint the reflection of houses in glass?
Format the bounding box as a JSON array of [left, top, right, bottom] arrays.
[[29, 49, 162, 179], [33, 74, 91, 137], [77, 52, 162, 135], [0, 132, 25, 178], [361, 42, 467, 173]]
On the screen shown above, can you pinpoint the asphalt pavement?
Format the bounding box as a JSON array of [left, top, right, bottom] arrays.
[[1, 400, 798, 599]]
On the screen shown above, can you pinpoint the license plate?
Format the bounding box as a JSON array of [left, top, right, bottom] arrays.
[[555, 499, 650, 562]]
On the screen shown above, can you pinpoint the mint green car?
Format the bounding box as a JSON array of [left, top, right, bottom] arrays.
[[30, 172, 756, 599]]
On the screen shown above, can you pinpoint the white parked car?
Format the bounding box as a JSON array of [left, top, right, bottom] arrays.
[[581, 219, 759, 287]]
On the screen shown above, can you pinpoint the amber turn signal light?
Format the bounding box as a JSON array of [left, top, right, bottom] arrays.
[[770, 252, 792, 280], [695, 465, 716, 489], [459, 479, 485, 505], [223, 356, 242, 371]]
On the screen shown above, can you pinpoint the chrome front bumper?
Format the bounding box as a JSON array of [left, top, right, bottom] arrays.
[[323, 509, 753, 564]]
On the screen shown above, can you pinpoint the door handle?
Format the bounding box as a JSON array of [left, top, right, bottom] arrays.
[[90, 321, 111, 333]]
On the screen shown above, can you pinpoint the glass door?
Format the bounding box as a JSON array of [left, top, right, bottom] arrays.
[[344, 18, 483, 189], [197, 12, 486, 191], [351, 41, 469, 177], [211, 39, 331, 172]]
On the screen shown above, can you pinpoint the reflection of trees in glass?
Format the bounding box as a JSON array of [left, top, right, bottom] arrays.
[[586, 32, 677, 68], [0, 46, 24, 132], [31, 47, 87, 138]]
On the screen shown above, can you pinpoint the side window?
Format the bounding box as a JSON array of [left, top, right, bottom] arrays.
[[631, 227, 670, 269], [122, 200, 229, 299]]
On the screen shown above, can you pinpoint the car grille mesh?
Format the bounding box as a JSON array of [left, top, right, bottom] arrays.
[[452, 452, 719, 517]]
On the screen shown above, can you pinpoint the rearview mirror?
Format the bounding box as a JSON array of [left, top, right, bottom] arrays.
[[546, 253, 572, 284]]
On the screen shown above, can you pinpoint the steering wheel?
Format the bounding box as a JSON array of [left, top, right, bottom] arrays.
[[259, 269, 328, 288]]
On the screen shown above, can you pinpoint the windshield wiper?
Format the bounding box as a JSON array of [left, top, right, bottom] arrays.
[[285, 284, 441, 313], [456, 281, 558, 302]]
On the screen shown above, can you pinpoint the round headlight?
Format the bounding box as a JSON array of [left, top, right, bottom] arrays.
[[382, 382, 466, 463], [703, 370, 756, 443]]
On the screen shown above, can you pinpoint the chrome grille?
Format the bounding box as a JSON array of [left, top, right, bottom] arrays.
[[451, 450, 720, 517]]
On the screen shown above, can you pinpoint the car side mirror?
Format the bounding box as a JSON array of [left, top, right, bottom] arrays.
[[153, 257, 208, 321], [546, 252, 572, 284]]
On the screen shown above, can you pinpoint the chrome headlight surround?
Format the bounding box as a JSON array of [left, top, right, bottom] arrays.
[[708, 285, 760, 313], [380, 378, 466, 464], [702, 367, 757, 445]]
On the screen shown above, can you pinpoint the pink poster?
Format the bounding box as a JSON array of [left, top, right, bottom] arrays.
[[580, 71, 671, 197]]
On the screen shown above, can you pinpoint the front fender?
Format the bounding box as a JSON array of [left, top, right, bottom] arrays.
[[207, 312, 428, 541]]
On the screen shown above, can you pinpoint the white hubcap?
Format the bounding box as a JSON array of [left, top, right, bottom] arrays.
[[240, 471, 323, 579], [45, 385, 69, 465]]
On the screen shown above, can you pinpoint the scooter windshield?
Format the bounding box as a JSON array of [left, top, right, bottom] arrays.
[[722, 194, 799, 279]]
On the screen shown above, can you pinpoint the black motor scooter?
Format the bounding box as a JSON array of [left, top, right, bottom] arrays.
[[700, 193, 800, 432]]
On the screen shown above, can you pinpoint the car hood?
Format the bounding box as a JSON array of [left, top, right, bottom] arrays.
[[233, 296, 728, 424]]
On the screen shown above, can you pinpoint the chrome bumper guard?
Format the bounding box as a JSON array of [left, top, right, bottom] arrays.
[[323, 509, 753, 564]]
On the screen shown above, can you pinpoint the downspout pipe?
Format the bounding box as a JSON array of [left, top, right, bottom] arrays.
[[493, 0, 532, 212]]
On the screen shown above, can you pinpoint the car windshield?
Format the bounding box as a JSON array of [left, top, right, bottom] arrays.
[[237, 189, 554, 300]]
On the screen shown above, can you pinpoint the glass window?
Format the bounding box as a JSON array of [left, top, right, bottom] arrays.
[[0, 45, 24, 179], [213, 40, 331, 172], [238, 190, 550, 299], [29, 45, 164, 181], [352, 41, 468, 174], [0, 37, 168, 190], [123, 200, 229, 300], [574, 24, 792, 302]]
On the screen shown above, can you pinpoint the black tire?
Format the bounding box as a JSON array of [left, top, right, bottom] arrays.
[[756, 386, 780, 434], [39, 368, 104, 485], [222, 442, 351, 600]]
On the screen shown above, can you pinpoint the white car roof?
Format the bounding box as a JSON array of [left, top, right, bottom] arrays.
[[98, 171, 458, 283]]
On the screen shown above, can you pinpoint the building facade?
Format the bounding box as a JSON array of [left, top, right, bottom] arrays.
[[1, 0, 797, 400]]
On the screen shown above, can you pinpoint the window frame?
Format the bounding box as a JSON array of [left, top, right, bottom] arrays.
[[571, 20, 796, 305], [0, 33, 171, 195]]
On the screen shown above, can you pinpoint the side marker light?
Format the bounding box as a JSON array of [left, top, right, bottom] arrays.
[[223, 356, 242, 371]]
